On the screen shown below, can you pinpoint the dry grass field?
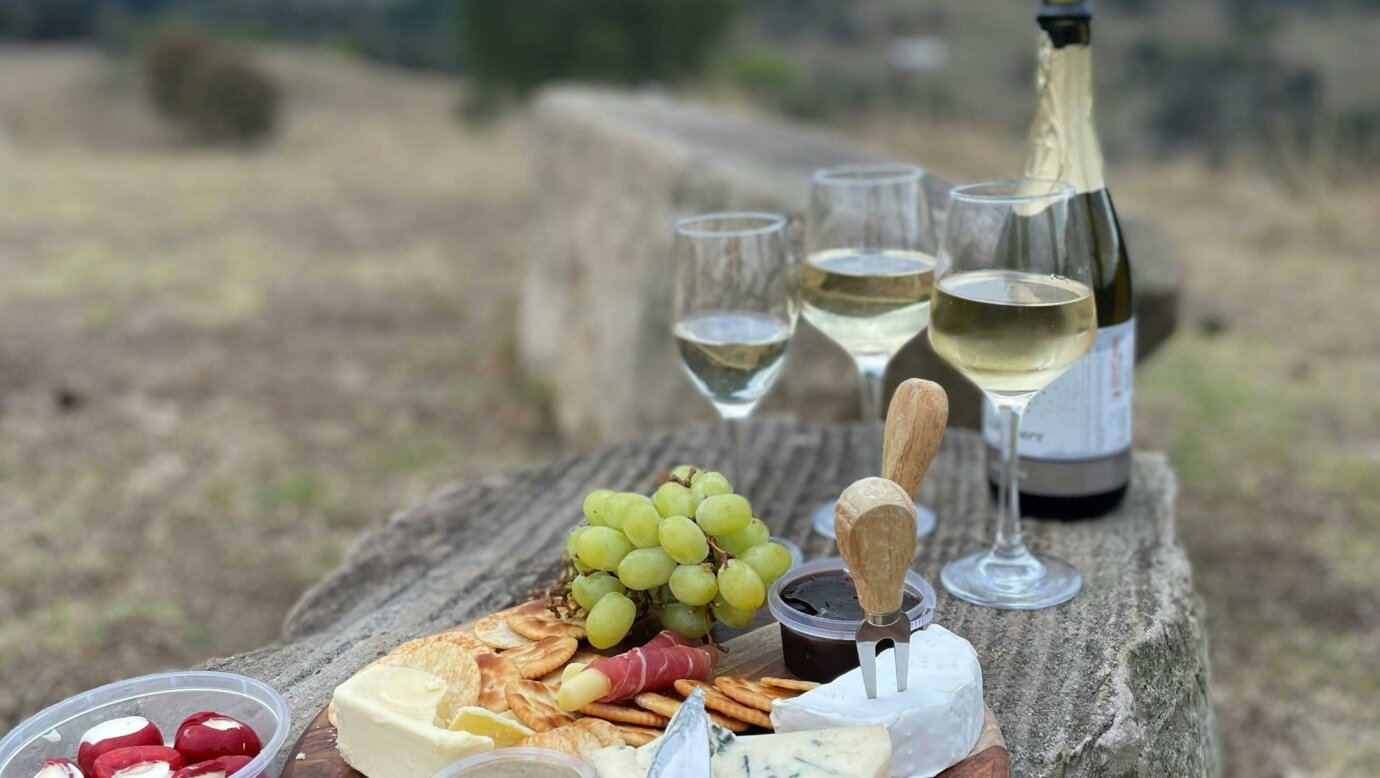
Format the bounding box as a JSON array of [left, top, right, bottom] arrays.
[[0, 45, 1375, 777]]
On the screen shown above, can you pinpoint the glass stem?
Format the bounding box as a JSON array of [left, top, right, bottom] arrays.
[[724, 415, 747, 494], [857, 358, 888, 476], [993, 401, 1027, 560]]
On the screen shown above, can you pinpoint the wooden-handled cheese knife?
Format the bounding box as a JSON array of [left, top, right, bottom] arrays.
[[835, 379, 948, 698]]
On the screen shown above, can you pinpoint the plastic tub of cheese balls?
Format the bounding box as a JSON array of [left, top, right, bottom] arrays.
[[434, 748, 597, 778], [0, 671, 290, 778]]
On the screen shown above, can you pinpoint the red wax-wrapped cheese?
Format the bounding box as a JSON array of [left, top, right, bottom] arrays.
[[34, 759, 84, 778], [171, 756, 253, 778], [173, 713, 261, 765], [77, 718, 163, 775], [91, 746, 185, 778]]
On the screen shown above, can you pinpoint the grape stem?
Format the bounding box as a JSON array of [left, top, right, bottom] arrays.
[[705, 535, 733, 565]]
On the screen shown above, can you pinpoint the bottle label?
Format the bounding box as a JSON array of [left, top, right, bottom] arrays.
[[983, 318, 1135, 459]]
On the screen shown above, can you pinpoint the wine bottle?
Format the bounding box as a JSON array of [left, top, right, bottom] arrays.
[[982, 0, 1135, 519]]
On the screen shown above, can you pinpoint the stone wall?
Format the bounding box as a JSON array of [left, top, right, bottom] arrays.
[[522, 87, 1180, 446]]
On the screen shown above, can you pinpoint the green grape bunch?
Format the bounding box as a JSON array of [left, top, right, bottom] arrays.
[[564, 466, 793, 648]]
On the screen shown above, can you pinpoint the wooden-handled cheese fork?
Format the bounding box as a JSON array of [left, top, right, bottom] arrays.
[[835, 379, 948, 698]]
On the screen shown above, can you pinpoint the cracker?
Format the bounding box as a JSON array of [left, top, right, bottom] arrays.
[[522, 724, 605, 760], [613, 724, 663, 747], [388, 630, 491, 658], [579, 701, 670, 728], [507, 599, 588, 641], [475, 651, 522, 713], [633, 692, 749, 733], [759, 677, 820, 692], [475, 609, 534, 650], [503, 636, 579, 680], [379, 641, 480, 722], [505, 679, 577, 732], [714, 676, 800, 713], [573, 717, 626, 748], [675, 680, 772, 729]]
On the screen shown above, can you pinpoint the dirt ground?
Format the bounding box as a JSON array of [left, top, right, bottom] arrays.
[[0, 46, 1375, 777]]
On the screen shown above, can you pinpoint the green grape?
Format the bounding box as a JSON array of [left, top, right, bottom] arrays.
[[573, 558, 593, 574], [741, 542, 793, 584], [658, 515, 709, 564], [717, 518, 770, 555], [565, 526, 589, 559], [570, 571, 626, 610], [717, 559, 766, 611], [586, 592, 636, 649], [600, 492, 646, 531], [660, 602, 710, 639], [582, 489, 614, 526], [669, 465, 699, 482], [695, 493, 752, 536], [668, 564, 717, 606], [712, 596, 755, 629], [621, 501, 662, 548], [576, 526, 634, 571], [690, 471, 732, 503], [617, 547, 677, 590], [653, 482, 696, 519]]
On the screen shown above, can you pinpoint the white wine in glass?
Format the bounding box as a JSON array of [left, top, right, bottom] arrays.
[[670, 213, 803, 562], [802, 163, 939, 539], [930, 178, 1096, 610]]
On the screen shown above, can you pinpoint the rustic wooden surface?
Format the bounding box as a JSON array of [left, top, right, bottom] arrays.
[[209, 420, 1217, 777], [281, 623, 1007, 778]]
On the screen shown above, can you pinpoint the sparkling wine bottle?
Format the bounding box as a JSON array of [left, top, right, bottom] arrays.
[[983, 0, 1135, 519]]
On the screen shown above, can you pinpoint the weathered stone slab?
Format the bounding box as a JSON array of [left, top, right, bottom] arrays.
[[209, 421, 1217, 777], [520, 87, 1180, 443]]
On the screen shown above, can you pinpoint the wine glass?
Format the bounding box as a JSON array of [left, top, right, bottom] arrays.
[[802, 163, 939, 540], [671, 212, 801, 558], [929, 179, 1096, 609]]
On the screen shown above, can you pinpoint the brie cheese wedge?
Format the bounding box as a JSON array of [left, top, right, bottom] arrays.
[[332, 664, 492, 778], [770, 625, 984, 778]]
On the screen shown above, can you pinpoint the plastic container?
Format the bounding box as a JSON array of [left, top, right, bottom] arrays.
[[434, 747, 597, 778], [767, 556, 936, 682], [0, 672, 290, 778]]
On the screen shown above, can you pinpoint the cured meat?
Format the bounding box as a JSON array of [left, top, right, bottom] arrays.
[[589, 630, 717, 702]]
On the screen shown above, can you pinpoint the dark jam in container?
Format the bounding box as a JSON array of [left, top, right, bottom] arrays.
[[774, 568, 925, 683]]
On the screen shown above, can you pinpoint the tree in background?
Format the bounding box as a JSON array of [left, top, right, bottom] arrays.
[[144, 26, 280, 144], [457, 0, 738, 103]]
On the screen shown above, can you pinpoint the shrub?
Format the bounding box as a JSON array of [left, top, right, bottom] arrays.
[[457, 0, 739, 96], [143, 27, 279, 144], [180, 55, 280, 142]]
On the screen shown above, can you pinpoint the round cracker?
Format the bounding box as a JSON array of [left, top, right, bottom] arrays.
[[388, 630, 491, 658], [379, 641, 481, 723], [714, 676, 799, 713], [613, 724, 663, 747], [475, 609, 535, 650], [633, 692, 749, 733], [475, 651, 522, 713], [505, 679, 578, 732], [522, 724, 605, 760], [674, 679, 772, 729], [579, 701, 670, 728], [759, 676, 820, 692], [573, 717, 626, 748], [507, 599, 588, 641], [502, 636, 579, 680]]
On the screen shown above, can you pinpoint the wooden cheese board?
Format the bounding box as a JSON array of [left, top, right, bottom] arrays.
[[282, 620, 1008, 778]]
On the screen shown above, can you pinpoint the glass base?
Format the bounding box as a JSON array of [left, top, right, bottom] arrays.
[[940, 549, 1081, 610], [808, 499, 936, 540]]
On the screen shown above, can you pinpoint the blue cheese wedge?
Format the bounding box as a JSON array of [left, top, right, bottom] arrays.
[[586, 725, 891, 778], [332, 664, 492, 778], [770, 625, 984, 778]]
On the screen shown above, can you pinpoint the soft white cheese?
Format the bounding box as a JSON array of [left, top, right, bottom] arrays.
[[770, 625, 984, 778], [586, 725, 892, 778], [332, 664, 492, 778]]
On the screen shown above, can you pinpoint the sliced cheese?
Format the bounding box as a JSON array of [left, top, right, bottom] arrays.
[[770, 625, 984, 778], [332, 664, 492, 778], [586, 725, 892, 778]]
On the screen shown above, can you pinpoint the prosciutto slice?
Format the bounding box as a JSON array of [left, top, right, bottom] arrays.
[[590, 630, 717, 702]]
